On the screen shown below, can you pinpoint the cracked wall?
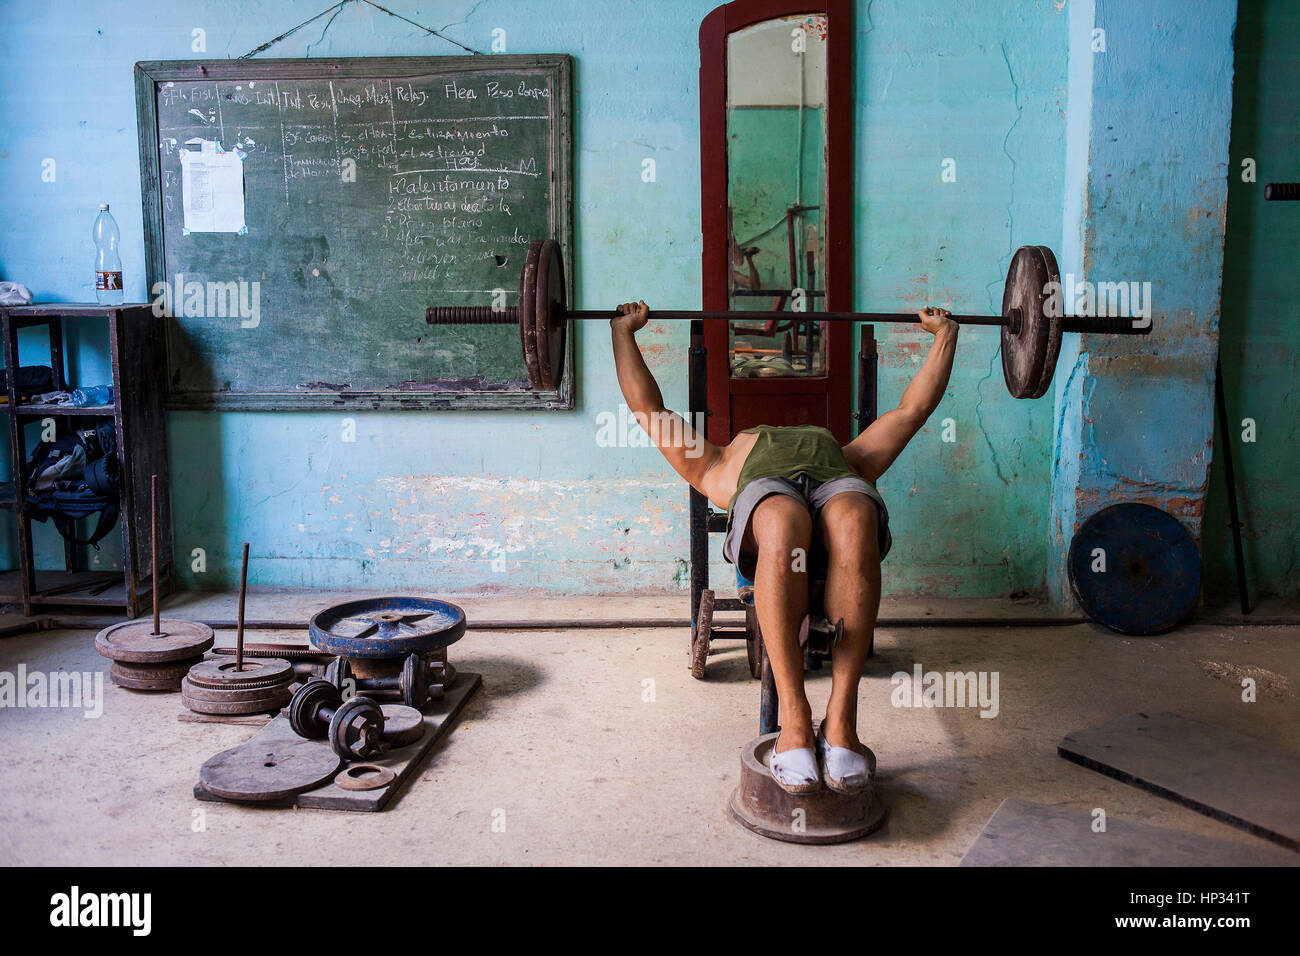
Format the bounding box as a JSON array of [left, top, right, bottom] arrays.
[[854, 0, 1068, 597], [1048, 0, 1237, 604]]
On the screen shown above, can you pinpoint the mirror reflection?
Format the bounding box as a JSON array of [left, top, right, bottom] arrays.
[[726, 14, 829, 379]]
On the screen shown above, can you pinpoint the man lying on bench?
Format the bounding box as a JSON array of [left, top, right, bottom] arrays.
[[610, 300, 957, 793]]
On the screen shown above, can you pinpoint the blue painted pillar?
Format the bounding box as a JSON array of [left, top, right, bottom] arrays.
[[1049, 0, 1238, 603]]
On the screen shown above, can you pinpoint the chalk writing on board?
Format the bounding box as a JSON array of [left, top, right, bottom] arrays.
[[143, 60, 570, 407]]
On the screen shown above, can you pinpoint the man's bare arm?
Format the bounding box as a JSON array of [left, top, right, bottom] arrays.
[[844, 308, 959, 482], [610, 301, 724, 493]]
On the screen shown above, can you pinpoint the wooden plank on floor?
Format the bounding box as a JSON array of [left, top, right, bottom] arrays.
[[960, 799, 1297, 866], [1058, 711, 1300, 851], [194, 672, 481, 812]]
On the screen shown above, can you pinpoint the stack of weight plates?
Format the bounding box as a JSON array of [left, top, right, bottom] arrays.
[[95, 619, 215, 691], [181, 657, 296, 715]]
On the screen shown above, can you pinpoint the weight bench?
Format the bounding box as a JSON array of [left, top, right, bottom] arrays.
[[692, 566, 845, 736]]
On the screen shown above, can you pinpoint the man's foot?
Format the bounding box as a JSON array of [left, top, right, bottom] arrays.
[[766, 733, 820, 793], [816, 722, 872, 794]]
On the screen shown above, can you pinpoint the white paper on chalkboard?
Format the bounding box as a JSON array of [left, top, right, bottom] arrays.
[[180, 139, 247, 234]]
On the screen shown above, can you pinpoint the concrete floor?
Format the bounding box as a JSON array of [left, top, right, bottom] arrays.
[[0, 592, 1296, 865]]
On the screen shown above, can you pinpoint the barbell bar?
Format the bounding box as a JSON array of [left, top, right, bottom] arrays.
[[425, 240, 1151, 399]]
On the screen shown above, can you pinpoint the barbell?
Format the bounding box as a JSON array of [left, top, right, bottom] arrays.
[[425, 240, 1151, 399]]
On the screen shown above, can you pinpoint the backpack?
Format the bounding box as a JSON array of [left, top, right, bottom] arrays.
[[24, 422, 121, 548]]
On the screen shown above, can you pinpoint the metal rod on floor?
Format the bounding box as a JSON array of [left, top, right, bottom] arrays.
[[10, 611, 1300, 640], [1214, 357, 1251, 615], [235, 543, 250, 671], [150, 474, 160, 637]]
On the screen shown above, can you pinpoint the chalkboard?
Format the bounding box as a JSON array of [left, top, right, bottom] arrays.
[[134, 56, 573, 410]]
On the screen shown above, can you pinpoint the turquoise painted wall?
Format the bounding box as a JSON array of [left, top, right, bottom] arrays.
[[1205, 0, 1300, 601], [855, 0, 1066, 596], [1048, 0, 1237, 604], [0, 0, 1242, 603]]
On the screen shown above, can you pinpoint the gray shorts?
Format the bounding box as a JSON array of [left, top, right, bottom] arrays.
[[723, 474, 892, 581]]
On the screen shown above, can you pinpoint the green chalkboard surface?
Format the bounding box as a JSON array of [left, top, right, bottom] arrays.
[[135, 56, 573, 410]]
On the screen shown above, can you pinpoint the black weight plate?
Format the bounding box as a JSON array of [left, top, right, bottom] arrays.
[[1068, 503, 1202, 635], [289, 679, 339, 738], [535, 238, 566, 391], [308, 596, 466, 659], [1031, 245, 1063, 398], [1000, 246, 1051, 399], [400, 653, 426, 708], [329, 696, 385, 760]]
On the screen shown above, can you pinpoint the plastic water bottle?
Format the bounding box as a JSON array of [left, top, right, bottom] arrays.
[[93, 204, 124, 305], [72, 385, 114, 407]]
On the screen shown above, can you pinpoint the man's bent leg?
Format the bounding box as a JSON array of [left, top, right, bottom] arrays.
[[748, 494, 815, 753], [817, 492, 882, 751]]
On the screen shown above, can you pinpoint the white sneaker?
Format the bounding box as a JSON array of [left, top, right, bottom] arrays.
[[767, 737, 821, 793], [816, 725, 872, 794]]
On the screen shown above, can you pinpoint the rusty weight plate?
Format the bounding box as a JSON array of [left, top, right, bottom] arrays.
[[181, 686, 292, 715], [1000, 246, 1062, 400], [519, 240, 542, 389], [109, 656, 204, 691], [185, 657, 295, 690], [199, 734, 342, 802], [334, 764, 396, 791], [181, 678, 294, 704], [308, 596, 466, 659], [380, 704, 425, 747], [95, 619, 215, 664], [534, 238, 567, 391]]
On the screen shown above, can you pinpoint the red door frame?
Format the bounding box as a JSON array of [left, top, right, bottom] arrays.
[[699, 0, 855, 445]]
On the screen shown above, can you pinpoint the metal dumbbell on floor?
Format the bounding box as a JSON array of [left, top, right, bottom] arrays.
[[325, 653, 440, 709], [288, 679, 387, 761]]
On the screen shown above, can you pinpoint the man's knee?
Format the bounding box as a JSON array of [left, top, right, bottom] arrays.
[[820, 494, 881, 564], [751, 494, 813, 555]]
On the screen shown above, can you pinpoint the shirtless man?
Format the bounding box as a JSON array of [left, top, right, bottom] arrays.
[[611, 301, 958, 793]]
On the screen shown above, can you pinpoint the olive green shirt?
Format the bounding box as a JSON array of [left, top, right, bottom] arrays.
[[726, 424, 861, 517]]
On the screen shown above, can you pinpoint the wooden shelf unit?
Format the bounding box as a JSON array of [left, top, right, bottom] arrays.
[[0, 303, 172, 617]]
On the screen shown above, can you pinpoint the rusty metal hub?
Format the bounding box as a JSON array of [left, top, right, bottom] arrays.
[[728, 733, 886, 845]]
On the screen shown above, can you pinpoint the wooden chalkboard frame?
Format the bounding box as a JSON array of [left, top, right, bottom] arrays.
[[135, 55, 574, 411]]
